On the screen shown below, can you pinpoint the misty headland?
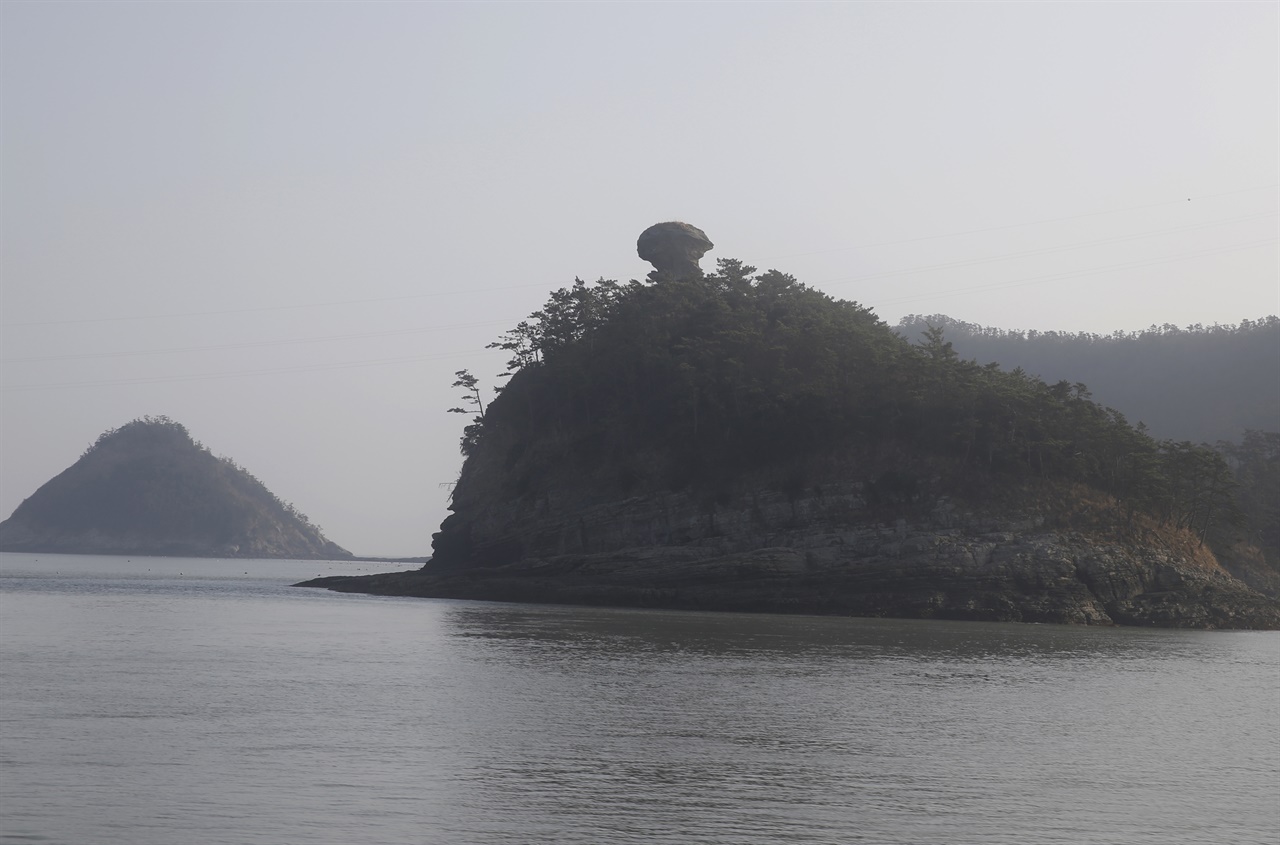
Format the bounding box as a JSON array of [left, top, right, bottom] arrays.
[[3, 5, 1278, 845], [299, 222, 1280, 629], [2, 220, 1275, 628]]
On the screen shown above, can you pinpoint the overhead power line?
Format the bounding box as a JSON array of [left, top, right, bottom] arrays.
[[11, 208, 1271, 366], [872, 238, 1277, 306], [2, 317, 513, 365], [4, 239, 1272, 394], [3, 183, 1273, 331], [808, 211, 1276, 288], [1, 281, 555, 330], [0, 347, 493, 393], [760, 183, 1277, 261]]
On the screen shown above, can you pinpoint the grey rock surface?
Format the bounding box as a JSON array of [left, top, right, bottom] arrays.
[[303, 481, 1279, 628], [637, 221, 713, 278]]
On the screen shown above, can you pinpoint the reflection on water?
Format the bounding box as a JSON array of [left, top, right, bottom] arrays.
[[1, 553, 1277, 845], [443, 601, 1170, 662]]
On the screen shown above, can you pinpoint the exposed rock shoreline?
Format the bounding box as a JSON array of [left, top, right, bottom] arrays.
[[299, 484, 1280, 629], [300, 225, 1279, 629]]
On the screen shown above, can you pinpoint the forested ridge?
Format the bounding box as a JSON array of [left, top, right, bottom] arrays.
[[448, 261, 1270, 572], [893, 314, 1279, 444], [892, 313, 1279, 571], [0, 416, 349, 558]]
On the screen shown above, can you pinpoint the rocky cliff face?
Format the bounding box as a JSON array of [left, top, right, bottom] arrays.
[[306, 477, 1279, 629], [0, 418, 351, 560], [302, 230, 1277, 627]]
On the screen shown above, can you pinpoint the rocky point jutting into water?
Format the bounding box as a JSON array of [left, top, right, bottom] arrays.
[[301, 224, 1280, 628], [0, 417, 351, 559]]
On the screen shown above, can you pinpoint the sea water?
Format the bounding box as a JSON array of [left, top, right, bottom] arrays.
[[1, 552, 1276, 845]]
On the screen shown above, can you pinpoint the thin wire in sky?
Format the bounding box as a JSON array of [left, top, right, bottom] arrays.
[[758, 183, 1279, 261], [4, 211, 1272, 367], [872, 238, 1276, 306], [1, 348, 491, 393], [2, 318, 514, 365], [4, 183, 1273, 330], [807, 211, 1276, 289], [6, 237, 1272, 393]]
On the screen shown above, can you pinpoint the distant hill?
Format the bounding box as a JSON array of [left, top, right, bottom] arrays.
[[893, 315, 1279, 444], [0, 416, 351, 559]]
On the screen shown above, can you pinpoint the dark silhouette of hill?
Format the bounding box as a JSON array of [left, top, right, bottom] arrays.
[[303, 255, 1278, 627], [0, 416, 351, 559], [893, 314, 1279, 444]]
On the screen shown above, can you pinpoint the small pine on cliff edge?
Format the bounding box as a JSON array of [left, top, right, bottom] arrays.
[[0, 416, 351, 560]]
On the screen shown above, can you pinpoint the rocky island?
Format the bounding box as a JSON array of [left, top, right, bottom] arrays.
[[0, 416, 351, 559], [301, 224, 1279, 628]]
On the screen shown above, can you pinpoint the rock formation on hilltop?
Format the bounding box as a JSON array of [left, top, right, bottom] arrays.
[[0, 416, 351, 559], [637, 221, 714, 278], [300, 226, 1279, 628]]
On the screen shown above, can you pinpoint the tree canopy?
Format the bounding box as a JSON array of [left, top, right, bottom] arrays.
[[895, 313, 1279, 444], [449, 261, 1252, 555]]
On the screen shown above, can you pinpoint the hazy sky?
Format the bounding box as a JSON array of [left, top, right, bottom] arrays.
[[2, 1, 1276, 556]]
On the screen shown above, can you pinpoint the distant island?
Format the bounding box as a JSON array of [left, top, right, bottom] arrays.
[[0, 416, 351, 560], [301, 223, 1280, 629]]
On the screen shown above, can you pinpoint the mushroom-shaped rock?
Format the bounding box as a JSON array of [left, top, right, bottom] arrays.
[[637, 222, 713, 279]]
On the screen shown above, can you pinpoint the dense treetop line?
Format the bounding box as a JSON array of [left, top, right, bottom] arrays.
[[894, 313, 1279, 444], [449, 261, 1270, 561]]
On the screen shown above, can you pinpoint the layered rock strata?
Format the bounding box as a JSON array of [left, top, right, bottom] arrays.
[[302, 483, 1278, 629]]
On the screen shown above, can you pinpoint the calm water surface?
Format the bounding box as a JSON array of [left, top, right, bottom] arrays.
[[1, 552, 1277, 845]]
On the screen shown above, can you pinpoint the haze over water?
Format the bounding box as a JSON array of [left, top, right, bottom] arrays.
[[4, 3, 1274, 557], [1, 553, 1277, 845]]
